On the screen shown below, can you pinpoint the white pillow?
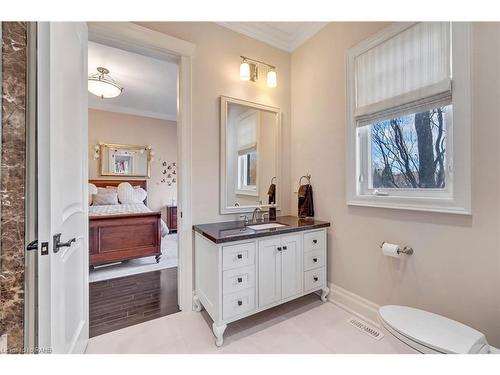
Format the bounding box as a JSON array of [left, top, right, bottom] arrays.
[[117, 182, 147, 204], [97, 187, 116, 194], [92, 192, 119, 206], [88, 183, 98, 205]]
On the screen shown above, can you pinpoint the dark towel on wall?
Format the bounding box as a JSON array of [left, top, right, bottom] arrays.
[[298, 184, 314, 218], [267, 183, 276, 204]]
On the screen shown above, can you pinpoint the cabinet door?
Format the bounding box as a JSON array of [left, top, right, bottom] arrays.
[[281, 234, 303, 299], [258, 237, 282, 308]]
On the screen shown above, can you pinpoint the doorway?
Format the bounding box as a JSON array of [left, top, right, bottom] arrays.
[[86, 38, 181, 336]]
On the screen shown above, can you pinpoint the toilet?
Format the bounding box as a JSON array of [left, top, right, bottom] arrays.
[[379, 305, 499, 354]]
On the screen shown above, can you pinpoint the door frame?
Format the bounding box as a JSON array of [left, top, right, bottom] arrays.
[[87, 22, 195, 312]]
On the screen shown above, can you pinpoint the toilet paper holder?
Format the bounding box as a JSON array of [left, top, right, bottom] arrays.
[[379, 242, 414, 255]]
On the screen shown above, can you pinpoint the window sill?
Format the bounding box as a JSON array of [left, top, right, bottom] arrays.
[[236, 190, 258, 197], [347, 196, 471, 215]]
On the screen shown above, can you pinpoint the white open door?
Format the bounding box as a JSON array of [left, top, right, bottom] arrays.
[[37, 22, 89, 354]]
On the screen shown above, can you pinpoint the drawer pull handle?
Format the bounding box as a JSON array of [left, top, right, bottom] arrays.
[[237, 254, 243, 259], [237, 277, 243, 283], [313, 257, 318, 262], [313, 239, 318, 244], [237, 300, 243, 306], [282, 246, 287, 250], [313, 276, 319, 282]]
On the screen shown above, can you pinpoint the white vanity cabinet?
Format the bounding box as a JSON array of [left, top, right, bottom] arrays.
[[193, 228, 329, 347]]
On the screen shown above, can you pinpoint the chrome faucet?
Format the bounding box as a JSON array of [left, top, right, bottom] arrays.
[[251, 207, 263, 223]]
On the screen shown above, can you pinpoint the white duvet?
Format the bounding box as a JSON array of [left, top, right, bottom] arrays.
[[89, 203, 169, 237]]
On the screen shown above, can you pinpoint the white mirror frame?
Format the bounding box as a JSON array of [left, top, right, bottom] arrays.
[[220, 96, 282, 214]]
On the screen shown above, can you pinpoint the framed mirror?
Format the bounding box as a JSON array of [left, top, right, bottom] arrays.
[[220, 96, 281, 214], [99, 143, 151, 177]]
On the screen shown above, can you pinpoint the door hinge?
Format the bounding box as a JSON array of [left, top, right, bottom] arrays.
[[180, 211, 183, 218]]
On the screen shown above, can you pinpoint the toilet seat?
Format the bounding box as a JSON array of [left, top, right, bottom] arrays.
[[379, 305, 490, 354]]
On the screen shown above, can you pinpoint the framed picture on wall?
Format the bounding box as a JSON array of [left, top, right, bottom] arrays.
[[113, 154, 133, 174]]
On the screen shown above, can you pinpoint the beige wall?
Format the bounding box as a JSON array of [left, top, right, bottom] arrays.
[[88, 109, 177, 217], [134, 22, 500, 346], [290, 22, 500, 346], [137, 22, 292, 223]]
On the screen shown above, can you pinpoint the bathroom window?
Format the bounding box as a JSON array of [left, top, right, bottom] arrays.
[[346, 22, 471, 214], [366, 105, 451, 191]]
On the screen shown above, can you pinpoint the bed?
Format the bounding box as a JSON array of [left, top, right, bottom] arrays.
[[88, 179, 168, 267]]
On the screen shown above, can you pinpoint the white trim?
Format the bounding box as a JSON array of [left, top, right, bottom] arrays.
[[88, 22, 195, 59], [346, 22, 471, 215], [88, 22, 195, 312], [328, 283, 381, 328], [216, 22, 327, 52], [88, 101, 177, 122]]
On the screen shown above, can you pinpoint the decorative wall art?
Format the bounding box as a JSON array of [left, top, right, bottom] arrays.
[[160, 161, 177, 186]]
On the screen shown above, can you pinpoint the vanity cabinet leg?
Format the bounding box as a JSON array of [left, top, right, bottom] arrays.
[[193, 294, 203, 312], [212, 322, 227, 347], [321, 286, 330, 302]]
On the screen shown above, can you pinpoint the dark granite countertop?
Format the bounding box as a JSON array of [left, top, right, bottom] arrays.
[[193, 216, 331, 244]]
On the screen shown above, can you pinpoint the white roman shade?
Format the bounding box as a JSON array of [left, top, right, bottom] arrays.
[[354, 22, 451, 126], [237, 111, 258, 153]]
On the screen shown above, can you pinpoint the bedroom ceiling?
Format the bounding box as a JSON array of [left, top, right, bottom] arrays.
[[88, 41, 177, 121], [217, 22, 328, 52]]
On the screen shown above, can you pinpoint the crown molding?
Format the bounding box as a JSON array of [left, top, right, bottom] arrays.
[[89, 101, 177, 122], [217, 22, 328, 52]]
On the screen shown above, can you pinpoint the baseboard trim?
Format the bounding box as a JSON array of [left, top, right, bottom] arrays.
[[328, 283, 381, 328]]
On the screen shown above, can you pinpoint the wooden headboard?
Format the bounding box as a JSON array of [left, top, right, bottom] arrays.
[[89, 179, 148, 205]]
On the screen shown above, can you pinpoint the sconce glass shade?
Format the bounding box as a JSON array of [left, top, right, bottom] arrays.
[[88, 67, 123, 99], [240, 60, 251, 81], [267, 69, 277, 88]]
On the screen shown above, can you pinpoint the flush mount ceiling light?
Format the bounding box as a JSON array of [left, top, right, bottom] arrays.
[[88, 67, 123, 99], [239, 56, 277, 88]]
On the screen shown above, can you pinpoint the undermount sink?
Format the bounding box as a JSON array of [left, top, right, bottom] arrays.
[[247, 223, 287, 231], [220, 227, 256, 237]]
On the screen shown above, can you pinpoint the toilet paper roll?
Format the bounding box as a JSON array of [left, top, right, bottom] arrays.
[[382, 242, 400, 258]]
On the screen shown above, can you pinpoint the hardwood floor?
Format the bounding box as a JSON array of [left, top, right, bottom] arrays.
[[89, 268, 179, 337]]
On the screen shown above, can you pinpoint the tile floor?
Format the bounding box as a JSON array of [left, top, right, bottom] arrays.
[[85, 294, 415, 354]]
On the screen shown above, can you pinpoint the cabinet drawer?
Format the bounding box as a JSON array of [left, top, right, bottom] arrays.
[[304, 249, 326, 271], [304, 267, 326, 292], [223, 265, 255, 294], [222, 242, 255, 270], [303, 230, 326, 253], [223, 288, 256, 320]]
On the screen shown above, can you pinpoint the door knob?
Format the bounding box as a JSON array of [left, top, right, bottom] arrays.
[[313, 257, 318, 262], [282, 246, 287, 250], [53, 233, 76, 253]]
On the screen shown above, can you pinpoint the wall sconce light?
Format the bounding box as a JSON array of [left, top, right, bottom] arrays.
[[93, 145, 100, 160], [239, 56, 277, 88], [267, 69, 277, 88]]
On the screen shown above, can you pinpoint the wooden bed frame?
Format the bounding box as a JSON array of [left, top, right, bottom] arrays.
[[89, 179, 162, 267]]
